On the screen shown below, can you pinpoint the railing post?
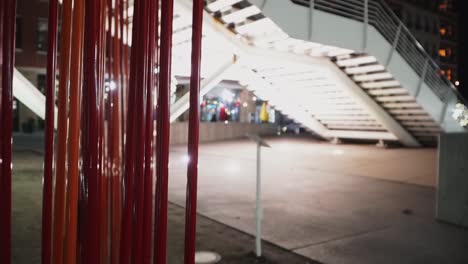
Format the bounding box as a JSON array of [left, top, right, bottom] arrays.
[[363, 0, 368, 51], [415, 59, 428, 98], [386, 21, 403, 67], [308, 0, 315, 40]]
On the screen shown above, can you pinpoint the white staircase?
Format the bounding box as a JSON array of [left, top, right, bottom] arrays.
[[199, 0, 467, 146]]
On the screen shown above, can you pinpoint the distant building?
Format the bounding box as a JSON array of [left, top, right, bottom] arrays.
[[385, 0, 459, 85], [15, 0, 51, 132]]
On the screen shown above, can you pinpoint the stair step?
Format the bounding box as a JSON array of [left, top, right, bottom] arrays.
[[221, 5, 260, 24], [344, 64, 385, 74], [394, 115, 434, 121], [205, 0, 244, 12], [375, 95, 414, 102], [368, 88, 408, 96], [336, 56, 377, 67], [401, 120, 439, 126], [353, 72, 393, 82], [388, 108, 426, 115], [382, 102, 420, 108], [361, 80, 401, 89]]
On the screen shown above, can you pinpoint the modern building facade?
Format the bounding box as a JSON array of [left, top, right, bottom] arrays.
[[385, 0, 459, 84], [14, 0, 50, 132]]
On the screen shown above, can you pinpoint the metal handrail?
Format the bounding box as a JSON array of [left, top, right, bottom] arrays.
[[290, 0, 466, 106]]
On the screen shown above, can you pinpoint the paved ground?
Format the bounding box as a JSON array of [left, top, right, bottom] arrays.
[[11, 134, 468, 263], [167, 136, 468, 264], [12, 150, 316, 264]]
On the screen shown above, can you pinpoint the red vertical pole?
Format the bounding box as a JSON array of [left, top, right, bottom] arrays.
[[82, 0, 104, 262], [99, 0, 109, 262], [132, 0, 149, 261], [153, 0, 174, 263], [0, 0, 16, 263], [63, 0, 84, 263], [42, 0, 58, 263], [0, 0, 4, 127], [52, 0, 73, 262], [110, 0, 123, 262], [184, 0, 203, 263], [142, 0, 158, 262], [120, 0, 141, 262]]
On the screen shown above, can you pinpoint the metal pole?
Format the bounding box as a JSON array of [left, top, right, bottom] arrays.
[[0, 0, 16, 263], [255, 143, 262, 257], [110, 0, 123, 262], [142, 0, 159, 262], [132, 0, 149, 261], [363, 0, 368, 51], [63, 0, 84, 263], [52, 0, 73, 262], [82, 0, 104, 262], [120, 0, 142, 261], [184, 0, 203, 263], [42, 0, 58, 263], [308, 0, 314, 40], [154, 0, 174, 262]]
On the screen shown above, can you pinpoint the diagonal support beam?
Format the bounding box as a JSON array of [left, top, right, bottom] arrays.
[[170, 56, 238, 122], [13, 68, 58, 128]]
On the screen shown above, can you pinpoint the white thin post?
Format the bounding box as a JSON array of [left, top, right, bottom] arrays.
[[363, 0, 369, 51], [308, 0, 315, 40], [255, 143, 262, 257], [386, 22, 403, 67], [415, 59, 428, 98]]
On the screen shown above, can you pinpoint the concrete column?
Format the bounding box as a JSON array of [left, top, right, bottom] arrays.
[[437, 132, 468, 227]]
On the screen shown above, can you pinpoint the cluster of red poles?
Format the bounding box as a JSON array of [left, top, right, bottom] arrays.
[[0, 0, 203, 263]]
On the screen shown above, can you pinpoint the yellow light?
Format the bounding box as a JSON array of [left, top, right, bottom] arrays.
[[439, 49, 447, 57]]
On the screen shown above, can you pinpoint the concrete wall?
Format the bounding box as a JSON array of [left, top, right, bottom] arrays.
[[170, 122, 278, 145], [437, 132, 468, 227]]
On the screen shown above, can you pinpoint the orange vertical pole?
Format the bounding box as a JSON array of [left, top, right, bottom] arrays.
[[63, 0, 84, 263], [52, 0, 73, 262]]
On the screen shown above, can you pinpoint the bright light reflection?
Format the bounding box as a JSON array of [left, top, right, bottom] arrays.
[[332, 149, 344, 156], [181, 154, 190, 164]]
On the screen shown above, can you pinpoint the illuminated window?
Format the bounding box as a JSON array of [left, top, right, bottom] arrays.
[[446, 69, 453, 81], [440, 27, 447, 36], [439, 49, 446, 57]]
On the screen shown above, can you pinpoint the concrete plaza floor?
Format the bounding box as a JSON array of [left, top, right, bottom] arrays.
[[168, 136, 468, 264], [12, 150, 315, 264], [11, 134, 468, 263]]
